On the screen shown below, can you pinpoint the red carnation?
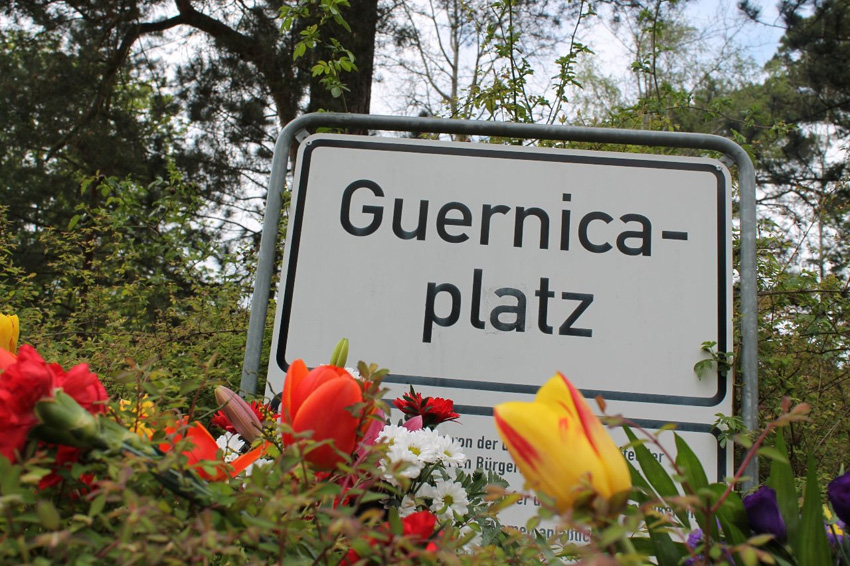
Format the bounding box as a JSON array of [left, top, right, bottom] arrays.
[[51, 361, 108, 415], [0, 346, 55, 461], [37, 445, 95, 492], [342, 510, 439, 564], [401, 510, 439, 542], [0, 345, 108, 462], [393, 388, 459, 428]]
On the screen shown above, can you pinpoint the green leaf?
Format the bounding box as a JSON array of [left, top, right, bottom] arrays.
[[627, 462, 685, 566], [88, 493, 106, 518], [648, 526, 685, 566], [675, 434, 709, 494], [623, 427, 689, 527], [68, 214, 81, 230], [37, 500, 60, 530], [757, 446, 789, 463], [387, 506, 402, 536], [766, 429, 799, 544], [794, 452, 831, 564], [709, 484, 749, 546], [293, 42, 307, 60]]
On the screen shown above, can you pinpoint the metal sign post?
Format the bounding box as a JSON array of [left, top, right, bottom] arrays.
[[240, 113, 759, 487]]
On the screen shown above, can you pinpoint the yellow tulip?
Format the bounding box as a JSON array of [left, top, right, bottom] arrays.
[[494, 373, 631, 512], [0, 314, 19, 354]]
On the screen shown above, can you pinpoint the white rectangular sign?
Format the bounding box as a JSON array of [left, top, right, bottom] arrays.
[[266, 133, 733, 478]]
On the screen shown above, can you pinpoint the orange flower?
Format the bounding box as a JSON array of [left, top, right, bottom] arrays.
[[159, 421, 268, 481], [281, 360, 365, 470]]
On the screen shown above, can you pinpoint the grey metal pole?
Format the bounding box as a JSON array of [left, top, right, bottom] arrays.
[[240, 113, 759, 483], [239, 126, 301, 396]]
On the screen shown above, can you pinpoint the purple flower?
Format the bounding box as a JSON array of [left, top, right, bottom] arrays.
[[684, 527, 735, 566], [828, 472, 850, 525], [743, 487, 787, 542], [826, 518, 847, 547]]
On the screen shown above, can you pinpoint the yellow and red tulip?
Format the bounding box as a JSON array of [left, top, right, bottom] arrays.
[[0, 313, 18, 354], [494, 373, 631, 513], [0, 313, 19, 371], [281, 359, 364, 470]]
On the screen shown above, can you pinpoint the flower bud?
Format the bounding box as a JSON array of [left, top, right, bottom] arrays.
[[214, 386, 263, 443], [743, 487, 787, 541], [32, 391, 101, 448], [329, 338, 349, 367], [829, 472, 850, 525]]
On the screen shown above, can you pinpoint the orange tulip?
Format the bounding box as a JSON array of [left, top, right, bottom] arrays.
[[281, 359, 364, 470], [494, 373, 631, 512], [160, 421, 267, 481]]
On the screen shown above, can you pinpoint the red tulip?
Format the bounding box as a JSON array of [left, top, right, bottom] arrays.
[[281, 359, 365, 470]]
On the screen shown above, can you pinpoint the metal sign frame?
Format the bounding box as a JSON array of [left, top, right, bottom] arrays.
[[239, 112, 759, 484]]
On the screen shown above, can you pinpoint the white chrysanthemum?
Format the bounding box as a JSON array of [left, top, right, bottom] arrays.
[[433, 434, 467, 467], [458, 525, 482, 551], [344, 367, 361, 379], [405, 428, 441, 464], [397, 494, 419, 518], [215, 433, 245, 463], [244, 458, 273, 476], [376, 424, 410, 448], [421, 478, 469, 520], [382, 443, 424, 483]]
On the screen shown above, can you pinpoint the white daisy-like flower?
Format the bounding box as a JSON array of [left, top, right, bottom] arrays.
[[243, 458, 273, 476], [433, 434, 467, 467], [458, 525, 482, 551], [421, 478, 469, 520], [344, 367, 361, 379], [397, 494, 420, 518], [382, 442, 424, 483], [376, 424, 410, 448], [215, 432, 245, 463], [405, 428, 441, 464]]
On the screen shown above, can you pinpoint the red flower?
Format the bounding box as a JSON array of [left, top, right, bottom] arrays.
[[0, 345, 109, 462], [0, 346, 56, 461], [342, 511, 439, 565], [393, 389, 459, 428], [159, 421, 269, 481], [401, 510, 439, 542], [0, 348, 16, 372], [281, 360, 366, 470], [51, 360, 108, 415], [210, 411, 237, 433], [37, 445, 95, 492]]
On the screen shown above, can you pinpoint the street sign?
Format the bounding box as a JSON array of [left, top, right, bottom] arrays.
[[267, 133, 731, 414], [264, 133, 734, 498]]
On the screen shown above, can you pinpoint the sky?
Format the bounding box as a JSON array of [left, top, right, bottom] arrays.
[[370, 0, 787, 118]]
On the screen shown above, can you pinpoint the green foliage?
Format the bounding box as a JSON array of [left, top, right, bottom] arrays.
[[0, 171, 258, 408]]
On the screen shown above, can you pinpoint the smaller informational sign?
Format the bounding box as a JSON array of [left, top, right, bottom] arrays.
[[405, 402, 728, 529]]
